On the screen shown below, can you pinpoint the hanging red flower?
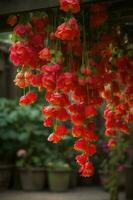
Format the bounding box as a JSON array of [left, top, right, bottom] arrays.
[[9, 42, 39, 67], [19, 91, 37, 105], [55, 17, 80, 41], [39, 48, 52, 61], [80, 162, 94, 177], [60, 0, 80, 13]]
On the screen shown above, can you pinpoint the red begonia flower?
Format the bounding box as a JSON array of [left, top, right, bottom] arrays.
[[55, 17, 80, 41], [108, 139, 117, 148], [39, 48, 52, 61], [80, 162, 94, 177], [19, 91, 37, 105], [60, 0, 80, 13], [43, 118, 53, 127], [48, 133, 61, 143]]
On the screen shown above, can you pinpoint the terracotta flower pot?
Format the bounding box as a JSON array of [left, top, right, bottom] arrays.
[[0, 165, 13, 191], [19, 167, 46, 191], [47, 169, 71, 192]]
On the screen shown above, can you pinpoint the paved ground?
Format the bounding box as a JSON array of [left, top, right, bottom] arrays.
[[0, 187, 125, 200]]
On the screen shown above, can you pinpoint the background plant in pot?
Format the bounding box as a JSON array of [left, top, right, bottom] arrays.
[[47, 160, 71, 192], [45, 136, 73, 192], [0, 98, 18, 190], [13, 104, 51, 191], [16, 147, 46, 191]]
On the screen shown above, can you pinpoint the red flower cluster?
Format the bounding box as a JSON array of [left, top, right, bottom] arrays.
[[9, 1, 132, 178], [14, 71, 32, 88], [9, 42, 39, 67]]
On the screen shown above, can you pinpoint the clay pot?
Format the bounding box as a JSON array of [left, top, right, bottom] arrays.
[[47, 169, 71, 192], [19, 167, 46, 191]]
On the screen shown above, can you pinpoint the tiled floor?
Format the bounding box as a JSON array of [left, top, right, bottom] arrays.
[[0, 187, 125, 200]]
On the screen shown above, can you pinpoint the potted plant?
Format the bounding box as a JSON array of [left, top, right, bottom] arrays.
[[0, 98, 18, 190], [47, 160, 71, 192], [45, 136, 72, 192], [13, 105, 50, 191], [16, 148, 46, 191]]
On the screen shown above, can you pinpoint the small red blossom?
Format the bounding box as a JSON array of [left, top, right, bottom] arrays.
[[7, 15, 17, 26], [60, 0, 80, 13], [105, 129, 117, 137], [55, 125, 68, 136], [88, 144, 96, 155], [42, 106, 57, 118], [48, 133, 61, 143], [55, 17, 80, 41], [49, 93, 70, 107], [41, 64, 61, 73], [19, 91, 37, 106], [80, 162, 94, 177], [71, 113, 85, 126], [39, 48, 52, 61], [74, 139, 89, 153], [68, 103, 85, 114], [76, 154, 88, 166], [14, 71, 31, 89], [57, 72, 78, 92], [42, 74, 56, 91], [85, 131, 98, 142], [56, 107, 70, 121], [72, 126, 84, 137], [108, 139, 117, 148], [13, 24, 31, 36], [30, 74, 43, 88], [43, 118, 53, 127], [85, 106, 97, 118]]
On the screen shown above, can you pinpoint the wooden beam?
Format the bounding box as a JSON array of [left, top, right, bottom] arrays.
[[0, 0, 127, 15], [0, 0, 130, 32]]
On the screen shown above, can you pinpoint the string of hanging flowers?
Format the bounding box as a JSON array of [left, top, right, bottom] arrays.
[[8, 0, 133, 177]]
